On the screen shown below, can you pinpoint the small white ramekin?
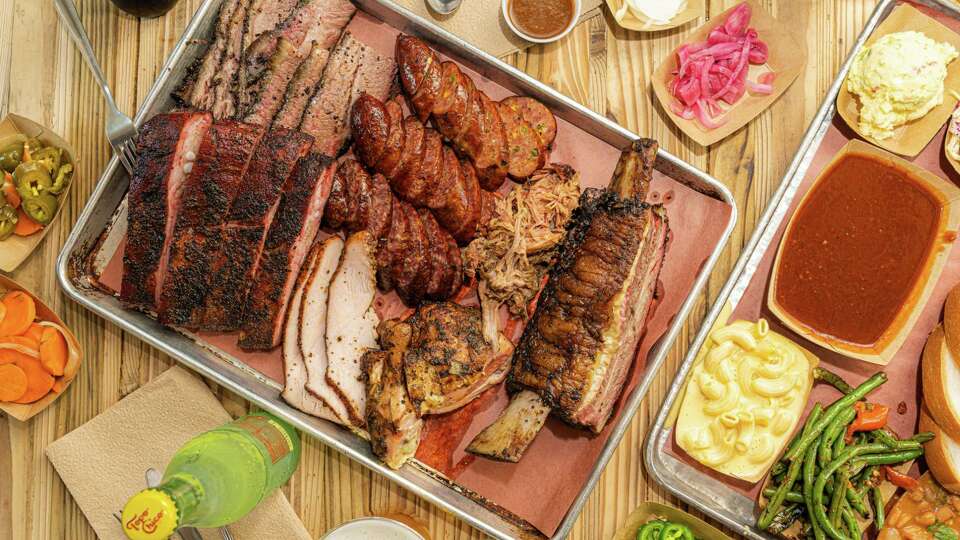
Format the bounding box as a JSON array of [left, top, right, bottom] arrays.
[[501, 0, 582, 44]]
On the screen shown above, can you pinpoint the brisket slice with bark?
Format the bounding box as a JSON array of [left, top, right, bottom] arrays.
[[209, 0, 253, 119], [199, 128, 314, 331], [300, 32, 395, 156], [244, 0, 355, 83], [467, 139, 669, 462], [272, 43, 330, 130], [156, 121, 265, 327], [239, 153, 335, 350], [175, 0, 241, 109], [241, 38, 303, 127], [122, 111, 213, 310]]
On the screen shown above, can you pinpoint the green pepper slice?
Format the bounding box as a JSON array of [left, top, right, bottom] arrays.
[[30, 146, 62, 174], [0, 203, 17, 240], [658, 523, 695, 540], [21, 193, 57, 226], [14, 161, 53, 200], [638, 520, 668, 540], [0, 142, 23, 173], [50, 163, 73, 195]]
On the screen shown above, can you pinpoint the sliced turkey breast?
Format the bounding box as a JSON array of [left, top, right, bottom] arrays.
[[325, 231, 380, 426], [300, 236, 354, 426], [281, 240, 341, 423]]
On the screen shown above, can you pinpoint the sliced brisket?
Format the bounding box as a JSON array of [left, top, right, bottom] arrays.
[[272, 43, 330, 130], [177, 0, 240, 110], [244, 0, 355, 83], [239, 153, 335, 350], [156, 121, 265, 327], [199, 128, 314, 331], [301, 32, 395, 156], [122, 112, 212, 309], [209, 0, 252, 119], [241, 38, 302, 126]]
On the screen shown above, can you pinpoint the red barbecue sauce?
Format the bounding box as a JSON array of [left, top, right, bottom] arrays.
[[774, 153, 941, 346]]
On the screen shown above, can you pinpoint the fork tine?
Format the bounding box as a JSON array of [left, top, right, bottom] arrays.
[[121, 142, 139, 166], [117, 151, 135, 176]]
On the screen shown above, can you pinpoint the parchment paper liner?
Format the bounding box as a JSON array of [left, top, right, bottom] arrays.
[[89, 12, 735, 537], [837, 3, 960, 157], [768, 139, 960, 365], [650, 0, 805, 147]]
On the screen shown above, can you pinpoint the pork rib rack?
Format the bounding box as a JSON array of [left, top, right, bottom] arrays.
[[467, 139, 669, 462]]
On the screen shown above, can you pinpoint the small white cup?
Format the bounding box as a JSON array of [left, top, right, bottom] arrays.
[[322, 517, 426, 540], [501, 0, 583, 44]]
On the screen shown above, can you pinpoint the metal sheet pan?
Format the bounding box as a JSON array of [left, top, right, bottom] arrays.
[[644, 1, 958, 538], [55, 1, 736, 537]]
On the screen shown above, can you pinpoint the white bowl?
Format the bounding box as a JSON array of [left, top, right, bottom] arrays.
[[501, 0, 583, 44]]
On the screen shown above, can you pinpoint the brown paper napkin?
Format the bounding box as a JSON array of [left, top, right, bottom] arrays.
[[45, 366, 312, 540], [392, 0, 603, 58]]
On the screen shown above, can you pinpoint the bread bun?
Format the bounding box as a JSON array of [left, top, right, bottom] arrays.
[[919, 403, 960, 494], [922, 325, 960, 438], [945, 284, 960, 359]]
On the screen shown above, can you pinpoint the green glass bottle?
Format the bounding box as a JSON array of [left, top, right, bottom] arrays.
[[121, 411, 301, 540]]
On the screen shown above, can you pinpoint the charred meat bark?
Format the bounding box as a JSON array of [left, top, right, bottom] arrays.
[[198, 128, 314, 331], [156, 120, 265, 327], [402, 302, 513, 416], [364, 320, 423, 469], [122, 112, 212, 310], [244, 0, 355, 82], [468, 139, 669, 462], [239, 153, 335, 350]]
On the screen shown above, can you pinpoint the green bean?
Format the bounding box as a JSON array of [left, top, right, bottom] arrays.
[[846, 485, 869, 518], [803, 440, 826, 540], [819, 408, 856, 467], [758, 404, 824, 530], [762, 488, 805, 504], [828, 465, 850, 529], [841, 505, 861, 540], [782, 372, 887, 463], [812, 443, 891, 540], [834, 429, 848, 455], [849, 449, 923, 468], [773, 403, 826, 479], [870, 486, 884, 530], [813, 367, 856, 395]]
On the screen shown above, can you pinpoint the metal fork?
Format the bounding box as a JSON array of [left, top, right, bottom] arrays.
[[53, 0, 139, 175]]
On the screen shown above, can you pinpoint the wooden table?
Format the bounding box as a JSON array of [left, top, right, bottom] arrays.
[[0, 0, 887, 538]]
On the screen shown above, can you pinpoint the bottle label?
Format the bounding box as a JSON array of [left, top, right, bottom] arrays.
[[233, 414, 294, 464]]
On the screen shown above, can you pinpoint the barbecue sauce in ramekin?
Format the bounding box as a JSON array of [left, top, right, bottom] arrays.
[[508, 0, 576, 40]]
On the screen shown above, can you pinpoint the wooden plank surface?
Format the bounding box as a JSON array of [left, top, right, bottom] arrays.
[[0, 0, 884, 538]]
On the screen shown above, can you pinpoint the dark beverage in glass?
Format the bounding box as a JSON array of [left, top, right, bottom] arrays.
[[110, 0, 179, 17]]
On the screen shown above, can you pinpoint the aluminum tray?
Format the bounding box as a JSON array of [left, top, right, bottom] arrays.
[[644, 0, 956, 538], [56, 1, 736, 538]]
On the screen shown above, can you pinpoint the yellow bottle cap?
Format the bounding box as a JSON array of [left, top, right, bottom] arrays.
[[120, 489, 179, 540]]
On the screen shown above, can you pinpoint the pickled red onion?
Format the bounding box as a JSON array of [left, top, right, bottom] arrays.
[[668, 2, 774, 131]]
